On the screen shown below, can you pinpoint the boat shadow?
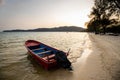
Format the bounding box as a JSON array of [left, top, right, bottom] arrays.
[[26, 52, 73, 80], [27, 52, 71, 71]]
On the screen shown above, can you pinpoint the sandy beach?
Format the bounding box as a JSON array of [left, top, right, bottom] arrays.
[[0, 32, 120, 80], [72, 33, 120, 80]]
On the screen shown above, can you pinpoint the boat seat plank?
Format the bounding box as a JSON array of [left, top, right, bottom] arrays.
[[43, 54, 55, 60], [42, 54, 55, 62], [37, 50, 52, 55], [32, 47, 45, 51]]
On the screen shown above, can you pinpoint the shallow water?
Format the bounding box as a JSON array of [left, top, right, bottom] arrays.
[[0, 32, 88, 80]]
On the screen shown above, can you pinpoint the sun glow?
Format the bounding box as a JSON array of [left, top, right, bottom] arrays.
[[0, 0, 94, 31], [56, 10, 90, 28]]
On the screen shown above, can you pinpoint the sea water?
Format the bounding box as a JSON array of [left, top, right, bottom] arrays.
[[0, 32, 88, 80]]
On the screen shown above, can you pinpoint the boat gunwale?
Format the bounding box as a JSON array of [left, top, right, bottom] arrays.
[[25, 40, 63, 64]]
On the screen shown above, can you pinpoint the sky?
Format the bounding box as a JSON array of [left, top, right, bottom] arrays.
[[0, 0, 94, 31]]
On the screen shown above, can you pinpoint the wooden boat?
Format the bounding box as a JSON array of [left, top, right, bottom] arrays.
[[25, 40, 71, 70]]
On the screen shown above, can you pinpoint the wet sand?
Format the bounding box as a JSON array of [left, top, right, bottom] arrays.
[[72, 33, 120, 80], [0, 32, 120, 80]]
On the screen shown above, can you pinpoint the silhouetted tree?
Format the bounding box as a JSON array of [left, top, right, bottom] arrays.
[[100, 18, 111, 34], [87, 0, 120, 34]]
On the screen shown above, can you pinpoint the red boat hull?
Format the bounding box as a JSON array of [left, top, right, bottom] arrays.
[[25, 40, 67, 70]]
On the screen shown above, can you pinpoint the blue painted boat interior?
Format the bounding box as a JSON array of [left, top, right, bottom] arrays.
[[28, 44, 57, 57]]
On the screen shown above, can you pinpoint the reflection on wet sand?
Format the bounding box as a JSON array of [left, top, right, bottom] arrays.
[[1, 32, 120, 80]]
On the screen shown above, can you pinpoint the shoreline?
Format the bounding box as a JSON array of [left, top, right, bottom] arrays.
[[0, 32, 120, 80], [72, 33, 120, 80]]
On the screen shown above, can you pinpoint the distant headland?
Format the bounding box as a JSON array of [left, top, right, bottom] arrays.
[[3, 26, 86, 32]]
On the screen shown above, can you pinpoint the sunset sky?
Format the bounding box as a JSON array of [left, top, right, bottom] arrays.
[[0, 0, 94, 31]]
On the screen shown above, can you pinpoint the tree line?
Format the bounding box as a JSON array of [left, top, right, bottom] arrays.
[[87, 0, 120, 34]]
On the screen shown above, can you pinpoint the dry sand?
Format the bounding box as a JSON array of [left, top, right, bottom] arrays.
[[71, 33, 120, 80]]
